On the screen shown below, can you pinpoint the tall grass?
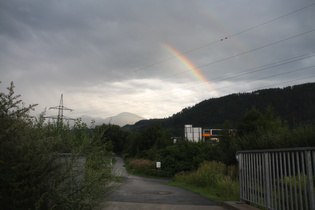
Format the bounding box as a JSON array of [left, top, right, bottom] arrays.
[[173, 161, 239, 202], [125, 158, 166, 177], [126, 159, 154, 174]]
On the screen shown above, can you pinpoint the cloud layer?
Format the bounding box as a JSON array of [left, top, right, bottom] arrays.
[[1, 0, 314, 119]]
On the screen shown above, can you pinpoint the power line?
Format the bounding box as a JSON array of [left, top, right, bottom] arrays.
[[126, 53, 315, 100], [182, 29, 315, 78], [75, 64, 314, 117], [212, 65, 315, 93], [249, 75, 315, 92], [98, 2, 315, 84], [72, 48, 315, 116], [72, 41, 315, 117], [143, 65, 315, 104], [125, 29, 315, 89], [228, 2, 315, 38], [68, 3, 315, 109], [68, 4, 315, 117], [186, 53, 315, 90]]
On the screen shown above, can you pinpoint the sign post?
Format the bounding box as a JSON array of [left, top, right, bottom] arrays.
[[156, 161, 161, 169]]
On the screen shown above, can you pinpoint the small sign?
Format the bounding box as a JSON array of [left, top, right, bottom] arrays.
[[156, 162, 161, 169]]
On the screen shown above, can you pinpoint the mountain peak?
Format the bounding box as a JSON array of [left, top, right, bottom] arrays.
[[116, 112, 143, 117], [110, 112, 145, 126], [80, 112, 145, 127]]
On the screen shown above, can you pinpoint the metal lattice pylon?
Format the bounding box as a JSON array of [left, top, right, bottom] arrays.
[[45, 94, 75, 124]]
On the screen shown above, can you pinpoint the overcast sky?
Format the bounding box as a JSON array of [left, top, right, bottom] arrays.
[[1, 0, 315, 120]]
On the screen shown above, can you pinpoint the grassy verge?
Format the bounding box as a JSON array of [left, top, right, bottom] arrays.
[[123, 158, 167, 179], [167, 181, 236, 204], [170, 161, 239, 204]]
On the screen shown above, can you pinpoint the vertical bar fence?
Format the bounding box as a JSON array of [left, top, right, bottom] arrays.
[[237, 147, 315, 210]]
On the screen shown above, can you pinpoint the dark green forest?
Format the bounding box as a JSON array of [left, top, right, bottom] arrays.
[[124, 82, 315, 136]]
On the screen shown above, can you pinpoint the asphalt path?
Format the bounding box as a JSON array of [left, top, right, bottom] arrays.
[[104, 157, 227, 209]]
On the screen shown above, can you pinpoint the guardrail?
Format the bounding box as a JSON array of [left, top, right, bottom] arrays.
[[237, 147, 315, 210]]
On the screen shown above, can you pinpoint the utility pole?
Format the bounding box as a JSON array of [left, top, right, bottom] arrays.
[[45, 94, 75, 125]]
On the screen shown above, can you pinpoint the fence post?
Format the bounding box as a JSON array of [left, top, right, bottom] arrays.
[[305, 151, 315, 210], [237, 153, 244, 203], [264, 152, 271, 210]]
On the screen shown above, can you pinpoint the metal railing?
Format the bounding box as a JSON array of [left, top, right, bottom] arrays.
[[237, 147, 315, 210]]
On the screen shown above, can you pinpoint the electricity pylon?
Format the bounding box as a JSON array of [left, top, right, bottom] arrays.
[[45, 94, 75, 125]]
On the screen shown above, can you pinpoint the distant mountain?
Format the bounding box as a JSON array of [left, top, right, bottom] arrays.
[[123, 82, 315, 136], [105, 112, 146, 126], [80, 115, 105, 127], [80, 112, 145, 127]]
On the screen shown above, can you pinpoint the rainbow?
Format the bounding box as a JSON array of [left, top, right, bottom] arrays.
[[163, 44, 219, 97]]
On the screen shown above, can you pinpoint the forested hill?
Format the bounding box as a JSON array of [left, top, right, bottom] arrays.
[[124, 82, 315, 136]]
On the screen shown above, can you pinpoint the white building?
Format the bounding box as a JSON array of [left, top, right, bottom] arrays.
[[184, 125, 202, 142]]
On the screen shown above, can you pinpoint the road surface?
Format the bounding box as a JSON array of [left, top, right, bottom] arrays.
[[103, 157, 227, 210]]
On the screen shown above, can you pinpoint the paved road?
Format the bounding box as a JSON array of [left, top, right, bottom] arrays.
[[103, 157, 227, 210]]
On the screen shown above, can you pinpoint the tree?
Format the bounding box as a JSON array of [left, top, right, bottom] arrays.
[[94, 123, 128, 154], [237, 107, 262, 136], [0, 81, 114, 209], [237, 106, 283, 136], [0, 81, 37, 143]]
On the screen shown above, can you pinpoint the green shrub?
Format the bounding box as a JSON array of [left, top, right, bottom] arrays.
[[126, 159, 155, 175], [174, 161, 239, 201], [0, 81, 114, 209]]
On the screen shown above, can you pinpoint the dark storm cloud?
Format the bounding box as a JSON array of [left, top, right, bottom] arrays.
[[0, 0, 314, 118]]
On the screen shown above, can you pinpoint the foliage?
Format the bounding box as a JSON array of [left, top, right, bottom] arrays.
[[4, 80, 314, 207], [124, 123, 173, 158], [121, 84, 315, 174], [123, 122, 218, 176], [216, 107, 285, 165], [95, 83, 315, 204], [215, 107, 315, 165], [154, 141, 213, 176], [94, 123, 129, 154], [0, 82, 114, 209], [124, 158, 164, 177], [237, 106, 283, 136], [125, 140, 215, 177], [172, 161, 239, 203], [122, 103, 315, 179]]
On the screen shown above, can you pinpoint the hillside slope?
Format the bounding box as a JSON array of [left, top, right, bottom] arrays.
[[124, 82, 315, 136]]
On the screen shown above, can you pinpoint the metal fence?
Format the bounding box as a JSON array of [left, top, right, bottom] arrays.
[[237, 147, 315, 210]]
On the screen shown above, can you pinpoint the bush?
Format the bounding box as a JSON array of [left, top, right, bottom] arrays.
[[0, 82, 113, 209], [127, 159, 154, 171], [174, 161, 239, 200], [141, 141, 214, 177], [125, 159, 157, 176]]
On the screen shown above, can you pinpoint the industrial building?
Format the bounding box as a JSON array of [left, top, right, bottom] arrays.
[[185, 124, 236, 142], [184, 125, 202, 142]]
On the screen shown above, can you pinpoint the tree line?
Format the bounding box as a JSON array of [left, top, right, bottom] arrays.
[[124, 82, 315, 136], [99, 105, 315, 176]]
